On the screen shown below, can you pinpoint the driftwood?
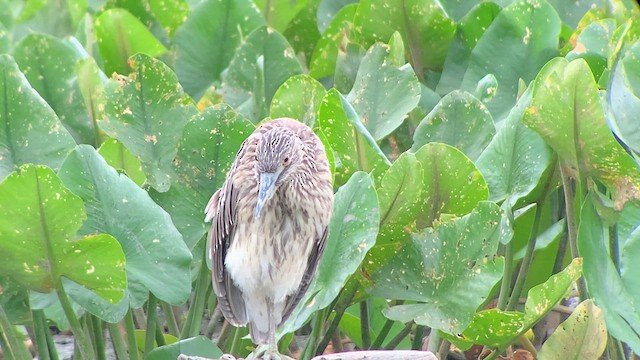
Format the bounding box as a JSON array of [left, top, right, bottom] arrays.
[[178, 350, 437, 360]]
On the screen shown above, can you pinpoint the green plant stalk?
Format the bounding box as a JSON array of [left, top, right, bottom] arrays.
[[559, 164, 587, 300], [154, 319, 166, 347], [32, 309, 51, 360], [55, 281, 95, 360], [180, 255, 211, 339], [359, 300, 371, 349], [145, 293, 158, 355], [216, 321, 233, 351], [228, 326, 242, 356], [496, 241, 514, 310], [0, 304, 32, 360], [506, 204, 543, 311], [518, 334, 537, 357], [609, 224, 620, 272], [107, 322, 128, 360], [43, 319, 59, 360], [411, 325, 424, 350], [314, 280, 358, 355], [124, 309, 140, 360], [300, 309, 326, 360], [160, 301, 180, 337], [383, 321, 413, 350], [88, 315, 106, 360]]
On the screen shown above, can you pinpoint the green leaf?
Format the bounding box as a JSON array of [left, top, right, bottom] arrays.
[[94, 8, 167, 75], [102, 54, 198, 192], [352, 0, 456, 77], [436, 2, 501, 95], [13, 34, 98, 145], [377, 152, 424, 243], [97, 138, 146, 187], [270, 74, 326, 127], [608, 38, 640, 158], [346, 43, 421, 140], [58, 145, 192, 307], [412, 90, 495, 161], [578, 194, 640, 352], [76, 57, 108, 144], [413, 143, 488, 228], [150, 104, 254, 249], [523, 57, 640, 209], [280, 171, 379, 335], [283, 3, 321, 65], [146, 336, 224, 360], [173, 0, 265, 100], [309, 3, 357, 79], [476, 86, 553, 206], [448, 0, 561, 121], [253, 0, 308, 32], [445, 258, 582, 349], [566, 19, 616, 80], [220, 26, 303, 123], [374, 201, 504, 334], [318, 89, 390, 186], [0, 165, 126, 303], [148, 0, 189, 37], [0, 54, 76, 182], [537, 299, 607, 359]]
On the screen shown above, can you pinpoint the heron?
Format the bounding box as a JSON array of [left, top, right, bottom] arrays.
[[205, 118, 334, 359]]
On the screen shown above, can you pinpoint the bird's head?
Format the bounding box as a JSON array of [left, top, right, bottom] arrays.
[[254, 127, 301, 218]]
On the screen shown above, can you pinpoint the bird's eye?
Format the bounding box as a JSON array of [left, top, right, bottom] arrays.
[[283, 157, 290, 165]]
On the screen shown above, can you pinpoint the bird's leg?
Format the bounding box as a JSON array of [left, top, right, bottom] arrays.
[[262, 299, 293, 360]]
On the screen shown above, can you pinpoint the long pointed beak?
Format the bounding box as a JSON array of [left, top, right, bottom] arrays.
[[255, 171, 280, 218]]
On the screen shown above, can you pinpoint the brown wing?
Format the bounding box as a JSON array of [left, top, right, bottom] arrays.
[[205, 142, 249, 326]]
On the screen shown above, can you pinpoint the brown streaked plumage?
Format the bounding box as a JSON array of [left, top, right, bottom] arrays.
[[205, 118, 334, 359]]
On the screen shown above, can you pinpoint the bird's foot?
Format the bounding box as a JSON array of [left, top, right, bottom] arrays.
[[249, 344, 294, 360]]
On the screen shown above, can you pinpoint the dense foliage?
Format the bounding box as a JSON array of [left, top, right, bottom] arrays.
[[0, 0, 639, 359]]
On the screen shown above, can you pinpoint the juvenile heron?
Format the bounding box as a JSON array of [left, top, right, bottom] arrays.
[[205, 118, 334, 359]]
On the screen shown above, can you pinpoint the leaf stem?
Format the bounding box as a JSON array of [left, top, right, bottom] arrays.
[[56, 282, 95, 359], [559, 164, 588, 300], [88, 315, 106, 360], [384, 321, 413, 350], [507, 204, 543, 310], [181, 254, 211, 339], [161, 301, 180, 337], [124, 308, 140, 360], [411, 325, 424, 350], [228, 326, 242, 356], [371, 301, 404, 350], [31, 309, 51, 360], [315, 280, 358, 355], [107, 322, 128, 360], [301, 309, 326, 360], [497, 240, 514, 310], [360, 300, 371, 349], [145, 293, 158, 355], [0, 303, 32, 360]]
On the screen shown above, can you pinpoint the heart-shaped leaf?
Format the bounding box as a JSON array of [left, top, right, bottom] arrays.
[[373, 201, 504, 334], [220, 26, 303, 122], [346, 43, 421, 140], [412, 90, 495, 160], [0, 164, 126, 303], [270, 74, 326, 127], [0, 55, 76, 182], [58, 145, 192, 307], [523, 57, 640, 209], [102, 54, 198, 192], [173, 0, 265, 100]]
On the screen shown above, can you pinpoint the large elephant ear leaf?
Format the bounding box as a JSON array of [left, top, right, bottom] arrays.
[[0, 55, 76, 182], [101, 54, 198, 192], [0, 164, 126, 303]]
